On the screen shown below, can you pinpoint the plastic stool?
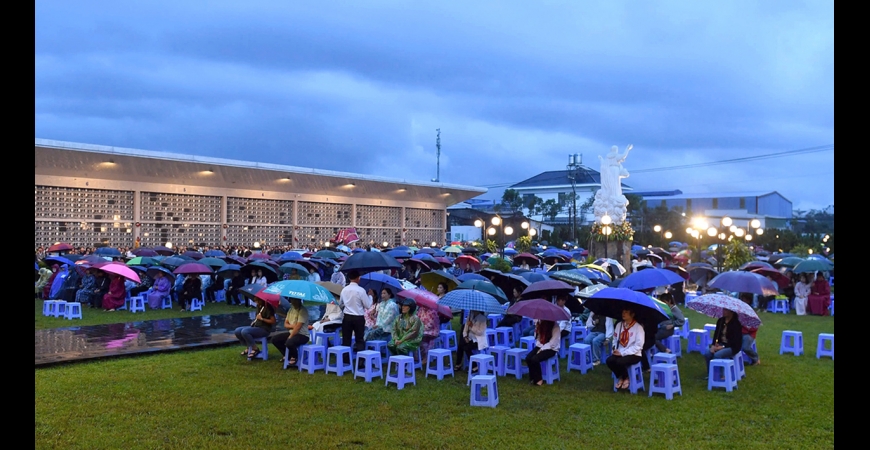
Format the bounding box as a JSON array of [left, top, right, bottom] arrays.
[[768, 299, 788, 314], [129, 297, 145, 313], [830, 299, 834, 316], [652, 352, 677, 365], [440, 322, 451, 331], [298, 344, 326, 374], [313, 329, 340, 349], [559, 334, 571, 359], [42, 300, 58, 317], [570, 325, 588, 345], [708, 359, 738, 391], [779, 330, 804, 356], [494, 327, 514, 347], [215, 290, 226, 302], [385, 355, 416, 389], [687, 329, 710, 354], [540, 357, 560, 384], [504, 348, 530, 379], [487, 345, 510, 377], [354, 350, 383, 382], [325, 346, 353, 376], [247, 337, 268, 361], [679, 317, 690, 339], [704, 323, 717, 337], [816, 333, 834, 360], [64, 302, 83, 320], [426, 348, 455, 380], [409, 348, 423, 371], [366, 340, 390, 360], [665, 335, 682, 357], [189, 298, 203, 312], [519, 336, 536, 351], [612, 362, 645, 394], [50, 301, 68, 317], [649, 363, 682, 400], [467, 354, 496, 385], [487, 314, 502, 329], [732, 351, 746, 380], [485, 329, 497, 348], [470, 375, 499, 408], [160, 294, 173, 310], [440, 330, 458, 352], [567, 343, 594, 374]]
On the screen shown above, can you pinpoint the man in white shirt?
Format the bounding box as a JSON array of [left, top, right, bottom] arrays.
[[339, 270, 372, 363], [307, 268, 321, 283]]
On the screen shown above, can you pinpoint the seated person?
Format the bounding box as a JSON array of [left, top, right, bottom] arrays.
[[387, 298, 423, 356], [583, 311, 614, 366], [311, 300, 343, 333], [179, 274, 202, 311], [147, 272, 172, 309], [455, 310, 488, 372], [526, 319, 561, 386], [703, 308, 743, 378], [653, 293, 685, 353], [365, 288, 399, 342], [606, 308, 645, 390], [102, 273, 127, 311], [271, 297, 309, 367]]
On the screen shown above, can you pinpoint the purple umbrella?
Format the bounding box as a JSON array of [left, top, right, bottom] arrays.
[[708, 271, 779, 297], [686, 293, 762, 328], [224, 255, 248, 265], [131, 248, 159, 257], [520, 280, 575, 300], [507, 299, 571, 321], [182, 251, 204, 260], [151, 246, 175, 256], [172, 262, 214, 275]]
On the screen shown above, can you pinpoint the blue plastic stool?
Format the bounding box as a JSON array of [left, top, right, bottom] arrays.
[[63, 302, 83, 320], [732, 351, 746, 380], [504, 347, 530, 379], [612, 362, 645, 394], [652, 352, 677, 366], [354, 350, 383, 382], [325, 346, 353, 376], [708, 359, 738, 391], [487, 314, 502, 329], [768, 299, 788, 314], [487, 345, 510, 377], [313, 329, 340, 349], [42, 300, 56, 317], [247, 337, 268, 361], [665, 334, 682, 357], [298, 344, 326, 374], [570, 325, 588, 345], [559, 334, 571, 359], [687, 329, 710, 354], [519, 336, 536, 352], [366, 340, 390, 360], [467, 354, 496, 385], [385, 355, 416, 389], [780, 330, 803, 356], [188, 298, 203, 312], [129, 297, 145, 313], [160, 294, 173, 309], [485, 329, 498, 348], [679, 317, 690, 339], [649, 363, 682, 400], [470, 375, 499, 408], [440, 322, 451, 331], [830, 299, 834, 316], [817, 333, 834, 360], [425, 348, 454, 380], [494, 327, 514, 347], [215, 290, 226, 302], [567, 343, 593, 374], [540, 357, 560, 384], [440, 330, 458, 352], [704, 323, 717, 337]]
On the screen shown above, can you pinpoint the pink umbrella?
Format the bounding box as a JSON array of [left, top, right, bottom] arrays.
[[397, 289, 453, 321], [98, 263, 141, 283], [507, 299, 571, 321]]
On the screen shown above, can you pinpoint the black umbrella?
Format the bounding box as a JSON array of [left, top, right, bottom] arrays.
[[238, 284, 266, 303], [339, 250, 402, 274], [461, 246, 480, 254], [520, 280, 575, 301], [583, 287, 669, 330], [241, 261, 280, 283]]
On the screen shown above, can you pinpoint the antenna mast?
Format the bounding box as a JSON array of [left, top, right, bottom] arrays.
[[432, 128, 441, 182]]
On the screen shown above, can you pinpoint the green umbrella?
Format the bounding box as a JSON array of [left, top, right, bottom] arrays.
[[312, 250, 342, 260], [650, 295, 674, 319], [774, 257, 806, 268], [280, 262, 310, 276], [199, 257, 227, 268], [793, 259, 834, 274], [126, 256, 158, 267]]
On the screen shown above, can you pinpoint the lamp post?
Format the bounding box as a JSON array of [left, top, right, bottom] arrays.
[[504, 226, 514, 257], [653, 224, 662, 247], [600, 214, 612, 259], [491, 216, 503, 258], [474, 219, 485, 244]]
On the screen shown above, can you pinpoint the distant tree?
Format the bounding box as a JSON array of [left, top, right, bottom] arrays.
[[501, 189, 524, 215], [724, 240, 755, 270], [578, 195, 595, 225], [541, 199, 561, 222]]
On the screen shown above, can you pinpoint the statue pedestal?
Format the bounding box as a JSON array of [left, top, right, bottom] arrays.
[[590, 240, 632, 273]]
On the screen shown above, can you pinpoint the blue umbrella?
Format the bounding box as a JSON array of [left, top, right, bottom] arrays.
[[631, 245, 646, 252], [517, 271, 550, 283], [503, 248, 518, 256], [280, 262, 310, 276], [806, 254, 831, 262], [146, 265, 175, 281], [262, 280, 335, 304], [619, 268, 685, 291], [352, 248, 366, 253], [386, 249, 413, 259], [278, 251, 303, 262], [432, 250, 447, 257], [128, 265, 148, 274], [94, 247, 122, 257], [204, 249, 226, 257], [393, 245, 411, 252], [584, 287, 669, 329], [437, 289, 505, 314], [340, 251, 402, 274], [417, 248, 438, 255], [44, 255, 76, 267], [359, 272, 404, 295], [457, 273, 488, 282]]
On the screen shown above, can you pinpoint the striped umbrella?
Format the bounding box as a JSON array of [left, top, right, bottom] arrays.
[[548, 270, 594, 287], [437, 289, 505, 314]]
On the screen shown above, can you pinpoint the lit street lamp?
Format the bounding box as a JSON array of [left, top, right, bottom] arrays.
[[601, 214, 612, 259]]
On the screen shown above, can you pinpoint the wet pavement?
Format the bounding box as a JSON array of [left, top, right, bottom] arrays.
[[35, 311, 286, 367]]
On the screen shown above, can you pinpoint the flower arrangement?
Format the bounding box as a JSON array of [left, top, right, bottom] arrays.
[[591, 221, 634, 242]]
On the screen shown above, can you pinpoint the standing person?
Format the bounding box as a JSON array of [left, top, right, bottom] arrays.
[[387, 298, 424, 356], [793, 273, 811, 316], [36, 266, 53, 299], [339, 270, 372, 364], [703, 308, 743, 378], [606, 308, 645, 390], [583, 310, 615, 366], [526, 320, 561, 386], [271, 297, 309, 367], [653, 293, 685, 354], [233, 297, 276, 359], [455, 310, 488, 372], [102, 273, 126, 311]]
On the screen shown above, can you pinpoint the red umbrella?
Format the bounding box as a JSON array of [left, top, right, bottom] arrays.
[[172, 262, 214, 275], [249, 253, 271, 260], [254, 290, 281, 309], [47, 243, 74, 253], [513, 253, 541, 267], [397, 289, 453, 320], [97, 263, 141, 283], [750, 267, 791, 289], [455, 255, 481, 271]]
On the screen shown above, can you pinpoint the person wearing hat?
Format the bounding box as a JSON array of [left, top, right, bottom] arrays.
[[387, 297, 423, 357]]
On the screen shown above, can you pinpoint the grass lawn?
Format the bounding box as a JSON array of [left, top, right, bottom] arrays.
[[35, 308, 834, 449]]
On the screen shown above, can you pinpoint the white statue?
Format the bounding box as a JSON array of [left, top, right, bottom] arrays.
[[593, 144, 632, 224]]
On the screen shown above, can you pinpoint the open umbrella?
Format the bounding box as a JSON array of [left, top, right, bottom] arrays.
[[739, 261, 774, 271], [593, 258, 627, 277], [517, 271, 550, 284], [248, 253, 271, 261], [94, 247, 122, 258], [313, 250, 343, 260], [455, 279, 509, 304], [687, 293, 762, 329], [98, 263, 141, 283], [437, 289, 505, 314], [277, 251, 303, 262], [457, 273, 488, 282], [44, 255, 76, 267], [198, 257, 227, 269], [583, 287, 669, 329], [203, 249, 226, 257], [547, 262, 577, 272], [47, 243, 74, 253], [359, 272, 404, 296], [434, 256, 454, 268], [662, 265, 690, 280], [131, 248, 159, 257], [224, 255, 248, 265], [315, 281, 344, 299], [262, 280, 335, 304], [340, 251, 403, 274], [241, 261, 280, 283], [420, 270, 460, 293], [793, 259, 834, 274], [513, 253, 541, 267], [181, 250, 204, 260], [461, 246, 480, 255], [386, 249, 413, 260], [126, 256, 159, 267], [454, 255, 481, 272], [238, 283, 267, 302], [146, 265, 175, 281], [619, 268, 685, 292], [750, 267, 791, 289], [160, 256, 188, 269], [576, 284, 607, 298], [217, 264, 242, 279], [172, 262, 214, 276], [520, 280, 575, 300], [773, 256, 805, 268], [688, 266, 719, 284], [444, 245, 464, 254], [708, 271, 779, 296], [397, 289, 453, 320], [548, 270, 594, 287], [279, 262, 310, 277], [507, 299, 571, 321]]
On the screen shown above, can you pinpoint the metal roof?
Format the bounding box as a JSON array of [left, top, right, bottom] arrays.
[[35, 139, 486, 204], [509, 169, 632, 190], [640, 191, 790, 203]]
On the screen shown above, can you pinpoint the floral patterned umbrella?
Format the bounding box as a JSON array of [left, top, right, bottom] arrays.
[[686, 293, 762, 328]]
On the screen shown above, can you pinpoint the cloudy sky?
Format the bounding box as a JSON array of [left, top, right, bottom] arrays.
[[35, 1, 833, 212]]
